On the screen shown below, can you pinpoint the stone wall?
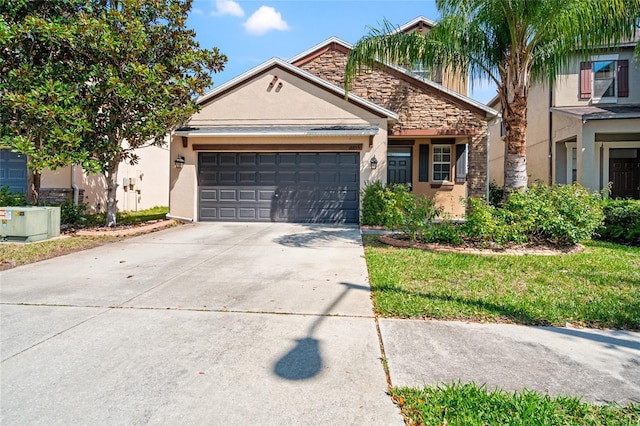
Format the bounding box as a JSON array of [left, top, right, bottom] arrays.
[[298, 48, 488, 199], [39, 188, 85, 205]]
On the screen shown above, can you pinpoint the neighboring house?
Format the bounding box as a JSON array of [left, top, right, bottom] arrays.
[[489, 33, 640, 199], [168, 17, 498, 224], [0, 145, 169, 212]]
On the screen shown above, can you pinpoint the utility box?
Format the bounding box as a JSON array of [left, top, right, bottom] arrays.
[[0, 206, 61, 242]]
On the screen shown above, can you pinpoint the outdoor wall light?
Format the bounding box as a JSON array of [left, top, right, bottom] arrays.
[[174, 155, 185, 169], [370, 155, 378, 170]]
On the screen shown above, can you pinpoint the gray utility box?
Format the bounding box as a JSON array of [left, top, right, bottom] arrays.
[[0, 206, 61, 242]]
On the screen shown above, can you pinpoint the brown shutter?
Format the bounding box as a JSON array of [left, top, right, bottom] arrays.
[[618, 59, 629, 97], [579, 61, 592, 99], [419, 144, 429, 182]]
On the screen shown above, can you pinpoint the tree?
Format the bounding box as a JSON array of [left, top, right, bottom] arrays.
[[344, 0, 640, 194], [1, 0, 98, 203], [1, 0, 227, 225]]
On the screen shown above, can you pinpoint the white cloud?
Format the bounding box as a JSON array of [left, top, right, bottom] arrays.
[[211, 0, 244, 17], [243, 6, 290, 35]]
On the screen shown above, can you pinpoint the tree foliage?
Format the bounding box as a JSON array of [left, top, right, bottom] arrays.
[[1, 0, 227, 225], [345, 0, 640, 193]]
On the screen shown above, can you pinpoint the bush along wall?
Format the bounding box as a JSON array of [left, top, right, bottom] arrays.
[[596, 198, 640, 246]]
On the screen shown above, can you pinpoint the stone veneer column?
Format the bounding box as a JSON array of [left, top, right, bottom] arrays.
[[467, 132, 488, 199]]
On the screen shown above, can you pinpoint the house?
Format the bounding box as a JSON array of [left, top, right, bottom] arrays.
[[489, 33, 640, 199], [0, 145, 169, 212], [167, 17, 499, 224]]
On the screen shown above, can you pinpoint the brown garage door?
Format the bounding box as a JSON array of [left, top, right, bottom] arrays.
[[198, 152, 359, 223]]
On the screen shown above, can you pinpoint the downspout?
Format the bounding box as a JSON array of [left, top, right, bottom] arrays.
[[548, 83, 554, 184], [71, 165, 79, 205]]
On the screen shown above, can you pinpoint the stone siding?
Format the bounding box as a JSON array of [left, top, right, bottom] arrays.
[[298, 48, 488, 198], [39, 188, 85, 205]]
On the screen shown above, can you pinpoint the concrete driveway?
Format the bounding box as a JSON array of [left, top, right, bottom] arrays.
[[0, 223, 402, 425]]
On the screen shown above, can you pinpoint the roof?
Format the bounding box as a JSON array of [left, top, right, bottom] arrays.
[[550, 105, 640, 120], [174, 125, 379, 137], [391, 16, 437, 34], [289, 37, 499, 119], [196, 57, 398, 121]]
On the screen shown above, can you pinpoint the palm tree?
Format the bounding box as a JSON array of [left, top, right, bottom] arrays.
[[345, 0, 639, 194]]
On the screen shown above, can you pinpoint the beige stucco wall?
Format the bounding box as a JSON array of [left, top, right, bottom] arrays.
[[488, 84, 550, 187], [554, 48, 639, 107], [191, 68, 383, 127], [41, 143, 169, 213]]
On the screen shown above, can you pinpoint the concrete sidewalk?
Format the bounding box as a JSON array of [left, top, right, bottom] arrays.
[[379, 319, 640, 405]]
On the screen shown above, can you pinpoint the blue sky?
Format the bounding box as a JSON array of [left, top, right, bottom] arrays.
[[187, 0, 497, 103]]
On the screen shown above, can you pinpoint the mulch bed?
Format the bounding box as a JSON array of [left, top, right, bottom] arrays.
[[379, 233, 584, 256], [62, 219, 178, 237]]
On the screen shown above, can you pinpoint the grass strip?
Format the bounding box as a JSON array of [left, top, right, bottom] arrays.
[[391, 383, 639, 426], [0, 235, 120, 270], [364, 237, 640, 329]]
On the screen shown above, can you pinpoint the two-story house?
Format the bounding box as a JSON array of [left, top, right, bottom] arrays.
[[489, 33, 640, 199], [168, 17, 499, 224]]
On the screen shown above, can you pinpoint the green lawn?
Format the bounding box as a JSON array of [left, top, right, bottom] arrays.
[[364, 237, 640, 330], [391, 383, 639, 426], [0, 207, 170, 270]]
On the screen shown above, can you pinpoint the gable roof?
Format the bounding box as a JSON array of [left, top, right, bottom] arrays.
[[290, 37, 499, 119], [196, 57, 398, 121], [392, 16, 437, 34]]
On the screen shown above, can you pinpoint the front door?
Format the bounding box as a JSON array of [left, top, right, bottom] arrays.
[[387, 147, 412, 185], [609, 151, 640, 199]]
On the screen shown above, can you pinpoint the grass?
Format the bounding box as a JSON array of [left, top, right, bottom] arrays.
[[83, 205, 168, 226], [0, 207, 169, 270], [364, 237, 640, 330], [391, 383, 640, 426]]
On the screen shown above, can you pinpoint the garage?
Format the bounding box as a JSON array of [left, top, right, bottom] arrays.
[[198, 152, 359, 223]]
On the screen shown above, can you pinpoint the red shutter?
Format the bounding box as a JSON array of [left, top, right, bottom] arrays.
[[618, 59, 629, 97], [579, 61, 592, 99]]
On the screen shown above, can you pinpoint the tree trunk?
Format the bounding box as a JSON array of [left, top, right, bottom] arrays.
[[500, 77, 529, 194], [104, 161, 119, 227], [29, 172, 41, 205]]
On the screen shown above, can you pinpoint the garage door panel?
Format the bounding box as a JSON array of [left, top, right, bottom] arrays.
[[238, 171, 257, 184], [219, 171, 237, 184], [198, 153, 359, 223], [238, 153, 257, 165], [219, 153, 237, 165], [259, 171, 277, 184], [258, 154, 277, 166]]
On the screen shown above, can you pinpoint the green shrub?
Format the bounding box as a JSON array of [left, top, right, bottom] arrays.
[[0, 186, 26, 206], [597, 198, 640, 245], [382, 184, 441, 240], [361, 181, 386, 226], [360, 182, 441, 239], [488, 181, 505, 207], [60, 198, 88, 224], [506, 184, 604, 244], [422, 220, 463, 245], [463, 197, 514, 243], [463, 184, 604, 245]]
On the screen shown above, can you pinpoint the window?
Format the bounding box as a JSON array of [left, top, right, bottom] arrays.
[[593, 60, 615, 98], [580, 58, 629, 100], [419, 144, 429, 181], [410, 63, 442, 84], [433, 145, 451, 181]]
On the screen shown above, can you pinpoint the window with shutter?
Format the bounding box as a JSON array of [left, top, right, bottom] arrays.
[[618, 59, 629, 97], [455, 144, 467, 183], [419, 144, 429, 182], [580, 61, 592, 99]]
